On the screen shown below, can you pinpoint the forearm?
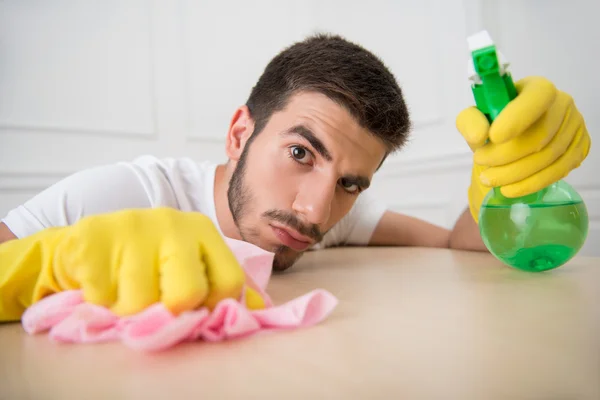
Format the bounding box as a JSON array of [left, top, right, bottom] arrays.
[[0, 222, 17, 245], [448, 208, 488, 251]]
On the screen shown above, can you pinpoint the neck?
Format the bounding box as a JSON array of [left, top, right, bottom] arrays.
[[213, 163, 242, 240]]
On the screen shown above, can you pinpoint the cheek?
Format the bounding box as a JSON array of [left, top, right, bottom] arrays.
[[327, 193, 357, 228], [248, 147, 299, 206]]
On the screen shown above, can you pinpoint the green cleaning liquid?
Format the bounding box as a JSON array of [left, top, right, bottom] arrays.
[[479, 182, 589, 272]]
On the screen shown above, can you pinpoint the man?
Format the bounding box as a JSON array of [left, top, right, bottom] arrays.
[[0, 34, 590, 321]]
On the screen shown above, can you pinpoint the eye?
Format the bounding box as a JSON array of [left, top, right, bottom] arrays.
[[339, 178, 359, 194], [289, 145, 312, 164]]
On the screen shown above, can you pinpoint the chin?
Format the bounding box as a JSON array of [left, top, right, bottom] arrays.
[[238, 223, 305, 270], [272, 250, 305, 272], [260, 233, 305, 270]]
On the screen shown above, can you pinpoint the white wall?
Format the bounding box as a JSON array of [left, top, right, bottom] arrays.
[[1, 0, 598, 255]]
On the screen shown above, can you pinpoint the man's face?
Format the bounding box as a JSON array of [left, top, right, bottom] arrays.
[[228, 91, 387, 271]]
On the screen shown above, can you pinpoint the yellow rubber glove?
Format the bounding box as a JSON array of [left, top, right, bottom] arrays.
[[456, 76, 591, 222], [0, 207, 265, 322]]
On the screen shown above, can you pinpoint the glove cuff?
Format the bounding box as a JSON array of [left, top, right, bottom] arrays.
[[468, 164, 492, 224]]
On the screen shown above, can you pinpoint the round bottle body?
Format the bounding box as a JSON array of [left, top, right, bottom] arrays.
[[479, 181, 589, 272]]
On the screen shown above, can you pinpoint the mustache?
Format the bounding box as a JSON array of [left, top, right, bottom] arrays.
[[262, 210, 323, 242]]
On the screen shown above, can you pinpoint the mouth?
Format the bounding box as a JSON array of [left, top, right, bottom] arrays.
[[270, 224, 314, 251]]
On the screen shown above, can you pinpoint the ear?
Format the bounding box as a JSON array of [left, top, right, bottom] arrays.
[[225, 105, 255, 161]]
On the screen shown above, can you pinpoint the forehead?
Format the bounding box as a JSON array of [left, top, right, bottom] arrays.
[[265, 91, 387, 167]]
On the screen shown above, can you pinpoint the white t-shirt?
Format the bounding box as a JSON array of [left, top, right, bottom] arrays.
[[1, 155, 388, 249]]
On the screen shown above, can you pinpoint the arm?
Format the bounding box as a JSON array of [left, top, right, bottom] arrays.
[[369, 207, 487, 251], [368, 210, 451, 248], [447, 208, 487, 251], [0, 158, 183, 320], [321, 192, 485, 252], [0, 160, 156, 241], [0, 222, 17, 245]]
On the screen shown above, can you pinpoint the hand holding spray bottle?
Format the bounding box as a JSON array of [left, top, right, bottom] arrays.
[[466, 30, 589, 272]]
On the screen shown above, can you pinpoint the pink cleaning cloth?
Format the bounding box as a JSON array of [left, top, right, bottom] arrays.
[[21, 238, 338, 352]]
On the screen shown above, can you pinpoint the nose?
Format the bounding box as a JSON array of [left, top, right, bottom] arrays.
[[292, 176, 335, 226]]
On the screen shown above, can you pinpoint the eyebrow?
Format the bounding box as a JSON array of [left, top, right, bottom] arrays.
[[282, 124, 371, 189], [342, 174, 371, 189]]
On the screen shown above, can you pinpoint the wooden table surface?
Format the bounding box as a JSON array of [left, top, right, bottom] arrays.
[[1, 247, 599, 399]]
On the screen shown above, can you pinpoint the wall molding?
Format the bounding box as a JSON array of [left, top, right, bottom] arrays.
[[378, 150, 473, 178], [0, 171, 68, 191], [0, 123, 158, 140], [0, 3, 158, 140]]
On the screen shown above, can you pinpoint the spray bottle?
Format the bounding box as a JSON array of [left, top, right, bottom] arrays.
[[467, 30, 588, 272]]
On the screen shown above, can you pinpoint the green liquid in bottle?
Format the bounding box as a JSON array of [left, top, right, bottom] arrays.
[[479, 181, 589, 272]]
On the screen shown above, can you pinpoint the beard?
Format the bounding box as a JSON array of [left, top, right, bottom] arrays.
[[227, 142, 323, 271]]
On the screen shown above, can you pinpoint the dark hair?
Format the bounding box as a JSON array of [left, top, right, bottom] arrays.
[[245, 33, 411, 153]]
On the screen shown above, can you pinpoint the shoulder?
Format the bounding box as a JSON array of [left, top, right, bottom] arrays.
[[125, 155, 211, 181], [122, 155, 217, 211], [1, 155, 216, 238]]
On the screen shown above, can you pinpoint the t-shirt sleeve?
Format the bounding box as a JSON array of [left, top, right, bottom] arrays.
[[1, 161, 157, 239], [314, 190, 389, 249]]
